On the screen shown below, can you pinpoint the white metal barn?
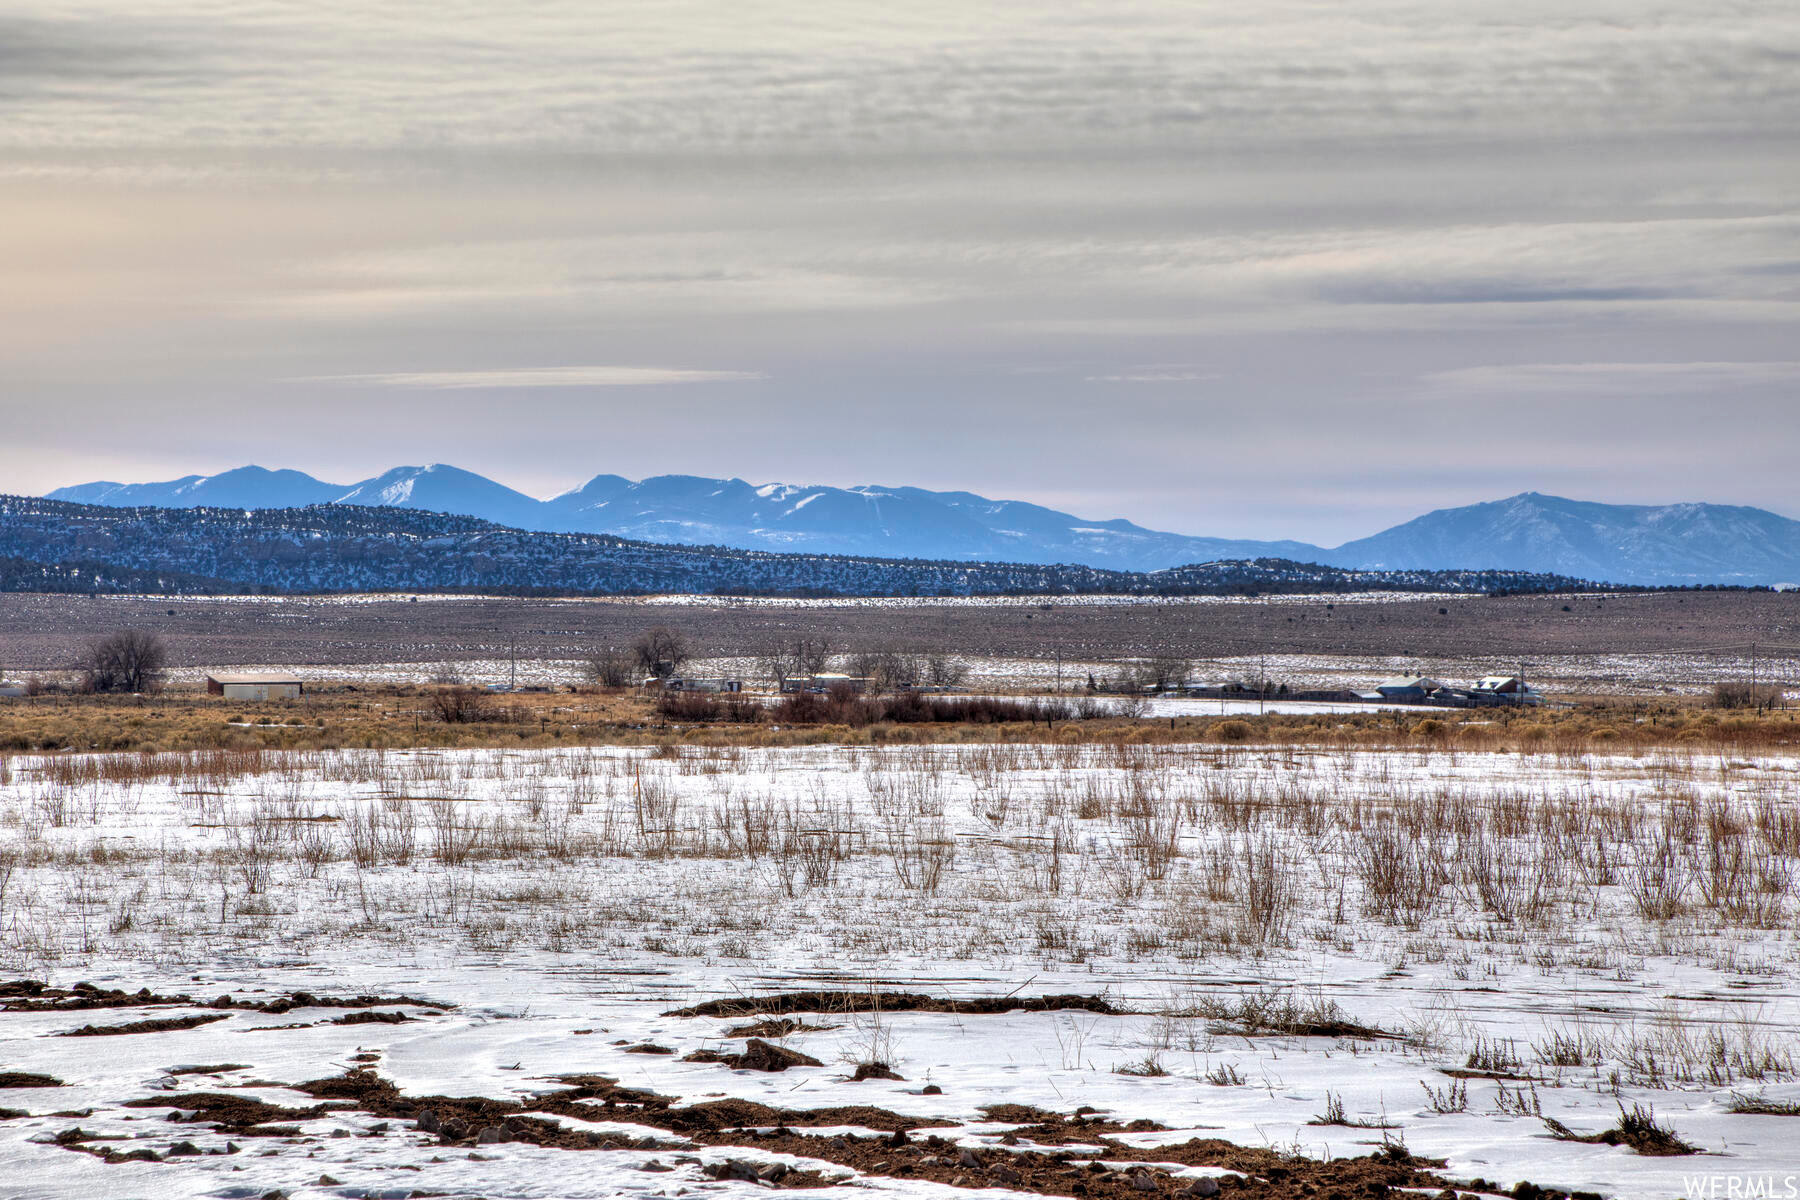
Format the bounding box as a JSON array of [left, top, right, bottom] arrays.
[[206, 673, 305, 701]]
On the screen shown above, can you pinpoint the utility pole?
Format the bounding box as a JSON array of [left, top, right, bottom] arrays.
[[509, 640, 517, 692]]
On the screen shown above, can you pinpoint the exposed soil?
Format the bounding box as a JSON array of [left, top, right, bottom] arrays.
[[1543, 1108, 1699, 1156], [722, 1018, 840, 1038], [84, 1067, 1612, 1198], [0, 1071, 63, 1087], [852, 1062, 905, 1081], [122, 1091, 349, 1133], [669, 991, 1125, 1019], [330, 1010, 412, 1025], [266, 1070, 1561, 1199], [0, 980, 449, 1016], [0, 981, 198, 1013], [57, 1013, 231, 1037], [977, 1105, 1169, 1139], [683, 1038, 824, 1072]]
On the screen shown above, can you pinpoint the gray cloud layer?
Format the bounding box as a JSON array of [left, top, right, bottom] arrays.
[[1, 2, 1796, 541]]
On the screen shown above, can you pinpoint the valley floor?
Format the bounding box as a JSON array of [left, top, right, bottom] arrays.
[[0, 744, 1792, 1194], [2, 743, 1799, 1197]]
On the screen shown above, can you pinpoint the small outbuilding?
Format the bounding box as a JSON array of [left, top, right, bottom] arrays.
[[1375, 675, 1445, 701], [664, 677, 744, 694], [779, 673, 871, 694], [1471, 675, 1543, 705], [206, 673, 305, 701]]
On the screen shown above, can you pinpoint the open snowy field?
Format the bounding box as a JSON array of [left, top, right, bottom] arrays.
[[2, 743, 1799, 1199]]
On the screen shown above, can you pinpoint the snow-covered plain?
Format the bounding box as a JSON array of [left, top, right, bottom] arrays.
[[2, 743, 1799, 1199]]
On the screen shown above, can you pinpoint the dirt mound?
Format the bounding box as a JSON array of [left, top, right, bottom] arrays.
[[852, 1062, 904, 1081], [669, 991, 1124, 1019], [294, 1069, 403, 1105], [683, 1038, 824, 1072], [330, 1010, 411, 1025], [262, 991, 450, 1014], [0, 980, 449, 1016], [1544, 1106, 1698, 1156], [0, 1072, 63, 1088], [197, 1068, 1566, 1199], [1, 982, 197, 1013], [724, 1018, 839, 1038], [715, 1128, 1468, 1198], [57, 1013, 229, 1037], [976, 1106, 1168, 1140], [122, 1092, 341, 1131], [664, 1098, 784, 1131]]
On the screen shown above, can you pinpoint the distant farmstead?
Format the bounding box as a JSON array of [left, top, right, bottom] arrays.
[[206, 673, 305, 701], [663, 677, 744, 694], [1374, 675, 1445, 701]]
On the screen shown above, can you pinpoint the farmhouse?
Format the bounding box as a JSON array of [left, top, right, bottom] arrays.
[[1374, 675, 1445, 701], [206, 673, 305, 701], [1470, 675, 1543, 704]]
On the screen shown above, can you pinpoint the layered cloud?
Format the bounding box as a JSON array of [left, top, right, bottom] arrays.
[[320, 367, 766, 389], [1, 1, 1796, 540]]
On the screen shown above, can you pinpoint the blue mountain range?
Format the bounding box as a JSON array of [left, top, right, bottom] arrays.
[[48, 465, 1800, 586]]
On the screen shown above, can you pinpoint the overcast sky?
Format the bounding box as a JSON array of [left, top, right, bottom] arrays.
[[3, 1, 1797, 543]]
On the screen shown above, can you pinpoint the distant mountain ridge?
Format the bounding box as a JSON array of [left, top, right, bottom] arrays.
[[0, 495, 1593, 598], [46, 466, 1800, 586]]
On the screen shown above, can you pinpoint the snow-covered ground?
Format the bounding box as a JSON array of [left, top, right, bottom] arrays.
[[3, 744, 1799, 1199]]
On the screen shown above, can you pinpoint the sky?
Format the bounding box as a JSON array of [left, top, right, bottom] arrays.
[[3, 0, 1797, 544]]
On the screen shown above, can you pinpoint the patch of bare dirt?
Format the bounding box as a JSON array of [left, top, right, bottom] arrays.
[[722, 1018, 839, 1038], [0, 979, 450, 1016], [683, 1038, 824, 1072], [122, 1091, 347, 1133], [188, 1069, 1588, 1200], [162, 1064, 248, 1077], [669, 991, 1124, 1018], [1543, 1106, 1698, 1156], [329, 1010, 412, 1026], [976, 1105, 1167, 1139], [0, 1071, 63, 1087], [0, 981, 197, 1012], [57, 1013, 231, 1037]]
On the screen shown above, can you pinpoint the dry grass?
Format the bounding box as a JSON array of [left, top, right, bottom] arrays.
[[5, 686, 1800, 757]]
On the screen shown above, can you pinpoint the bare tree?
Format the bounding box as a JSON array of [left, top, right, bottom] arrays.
[[755, 643, 798, 686], [849, 647, 923, 692], [925, 652, 969, 689], [83, 630, 167, 694], [1138, 653, 1192, 693], [586, 648, 634, 688], [757, 637, 834, 685], [793, 637, 834, 676], [632, 626, 690, 679]]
